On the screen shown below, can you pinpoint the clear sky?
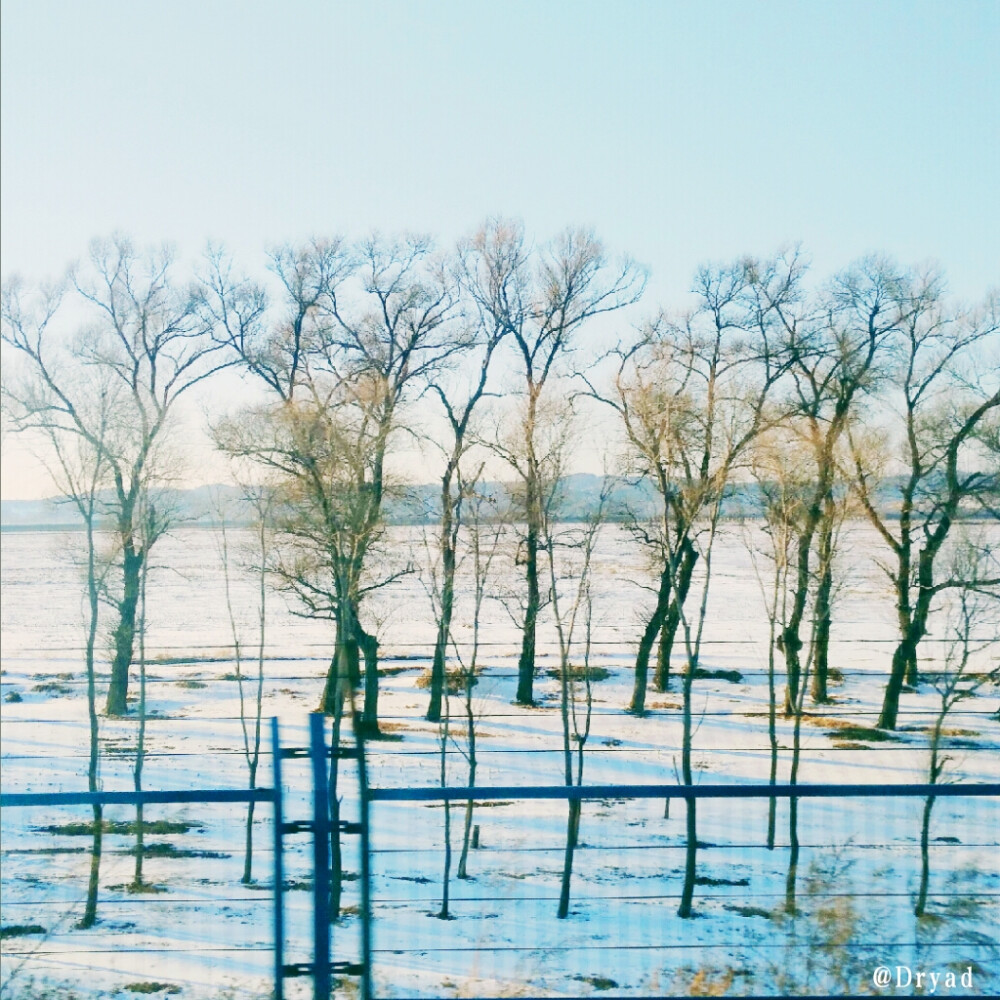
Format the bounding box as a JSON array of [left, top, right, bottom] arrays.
[[2, 0, 998, 497]]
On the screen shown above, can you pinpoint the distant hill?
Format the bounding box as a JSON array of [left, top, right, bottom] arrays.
[[0, 474, 965, 530], [0, 486, 245, 531]]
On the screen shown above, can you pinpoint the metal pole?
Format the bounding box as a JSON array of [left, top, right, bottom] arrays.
[[271, 717, 285, 1000], [309, 713, 332, 1000]]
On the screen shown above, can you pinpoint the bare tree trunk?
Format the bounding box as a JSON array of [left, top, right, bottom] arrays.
[[219, 507, 269, 885], [810, 494, 836, 703], [895, 538, 918, 689], [675, 520, 721, 920], [329, 658, 345, 919], [322, 612, 359, 713], [106, 541, 142, 715], [457, 773, 477, 879], [781, 528, 812, 717], [427, 585, 454, 723], [785, 793, 799, 913], [457, 488, 496, 881], [516, 520, 540, 705], [654, 541, 697, 693], [915, 792, 935, 918], [629, 566, 670, 715], [325, 576, 374, 921], [437, 701, 453, 920], [880, 549, 935, 729], [904, 642, 919, 687], [81, 513, 103, 929], [457, 679, 478, 880], [548, 510, 600, 921], [654, 603, 678, 693], [785, 674, 807, 913], [242, 604, 265, 885], [357, 619, 380, 737], [132, 560, 148, 889], [557, 799, 582, 920], [880, 638, 918, 730], [678, 662, 697, 918], [781, 459, 838, 716], [241, 601, 265, 884], [82, 816, 103, 928], [767, 620, 779, 852], [427, 476, 457, 723], [242, 793, 257, 886]]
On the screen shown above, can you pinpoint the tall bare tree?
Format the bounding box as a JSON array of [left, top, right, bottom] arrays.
[[210, 235, 464, 732], [590, 253, 796, 914], [773, 256, 905, 716], [545, 489, 605, 920], [3, 237, 230, 714], [846, 273, 1000, 728], [591, 251, 799, 714], [915, 539, 999, 917], [423, 238, 510, 721], [217, 486, 273, 884], [2, 284, 115, 922], [453, 489, 504, 881], [746, 428, 812, 850], [473, 219, 645, 705]]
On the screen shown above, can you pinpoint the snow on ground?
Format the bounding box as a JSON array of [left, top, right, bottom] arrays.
[[1, 524, 998, 998]]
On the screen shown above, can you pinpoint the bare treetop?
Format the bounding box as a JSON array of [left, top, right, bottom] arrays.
[[322, 233, 466, 396], [74, 236, 230, 408], [465, 218, 647, 386]]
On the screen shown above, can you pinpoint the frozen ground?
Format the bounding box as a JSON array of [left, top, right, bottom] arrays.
[[1, 523, 998, 998]]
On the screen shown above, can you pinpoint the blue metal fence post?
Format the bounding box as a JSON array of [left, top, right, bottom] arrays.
[[271, 717, 285, 1000], [309, 712, 332, 1000]]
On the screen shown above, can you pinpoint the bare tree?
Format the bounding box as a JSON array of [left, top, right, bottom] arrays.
[[2, 286, 115, 923], [773, 256, 906, 717], [215, 391, 409, 732], [424, 238, 510, 721], [426, 477, 507, 904], [129, 497, 171, 891], [3, 237, 230, 714], [595, 253, 793, 913], [425, 473, 505, 919], [647, 256, 795, 916], [435, 686, 456, 920], [915, 540, 999, 917], [746, 428, 812, 849], [74, 432, 112, 927], [420, 466, 492, 918], [211, 235, 464, 733], [782, 488, 848, 913], [471, 219, 645, 705], [453, 490, 504, 881], [591, 251, 799, 715], [847, 274, 1000, 728], [544, 483, 607, 919], [217, 486, 273, 884]]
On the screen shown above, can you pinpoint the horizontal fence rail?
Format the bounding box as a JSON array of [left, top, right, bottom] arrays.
[[367, 781, 1000, 802], [0, 788, 276, 808]]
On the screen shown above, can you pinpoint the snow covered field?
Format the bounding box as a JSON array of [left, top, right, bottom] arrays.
[[2, 524, 998, 999]]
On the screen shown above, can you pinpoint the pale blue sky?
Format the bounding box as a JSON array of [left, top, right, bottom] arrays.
[[3, 0, 998, 300], [2, 1, 998, 498]]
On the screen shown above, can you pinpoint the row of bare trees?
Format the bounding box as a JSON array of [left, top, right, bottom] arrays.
[[3, 230, 996, 733], [597, 252, 997, 727], [2, 228, 997, 925]]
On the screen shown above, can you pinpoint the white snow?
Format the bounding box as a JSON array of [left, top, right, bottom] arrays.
[[1, 523, 998, 998]]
